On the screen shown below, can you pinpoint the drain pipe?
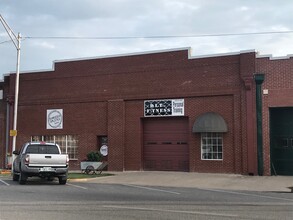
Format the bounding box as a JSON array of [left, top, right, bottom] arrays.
[[255, 74, 265, 176]]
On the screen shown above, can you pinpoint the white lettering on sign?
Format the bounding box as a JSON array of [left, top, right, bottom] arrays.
[[144, 99, 184, 117]]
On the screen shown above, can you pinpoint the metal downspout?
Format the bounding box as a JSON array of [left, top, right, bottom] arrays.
[[255, 74, 265, 176]]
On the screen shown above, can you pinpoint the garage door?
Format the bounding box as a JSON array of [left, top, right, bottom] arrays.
[[143, 117, 189, 171], [270, 108, 293, 175]]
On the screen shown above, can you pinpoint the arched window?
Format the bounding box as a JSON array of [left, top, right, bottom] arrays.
[[193, 112, 228, 160]]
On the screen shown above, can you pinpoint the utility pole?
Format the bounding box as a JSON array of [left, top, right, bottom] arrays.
[[0, 14, 21, 170]]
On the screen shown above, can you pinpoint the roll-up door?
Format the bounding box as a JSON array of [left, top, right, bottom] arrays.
[[143, 117, 189, 171]]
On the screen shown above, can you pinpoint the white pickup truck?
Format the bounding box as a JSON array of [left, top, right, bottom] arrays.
[[12, 142, 69, 185]]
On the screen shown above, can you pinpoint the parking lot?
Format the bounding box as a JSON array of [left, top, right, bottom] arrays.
[[1, 174, 293, 220]]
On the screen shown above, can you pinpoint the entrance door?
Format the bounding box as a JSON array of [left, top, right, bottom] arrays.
[[143, 117, 189, 171], [270, 108, 293, 175]]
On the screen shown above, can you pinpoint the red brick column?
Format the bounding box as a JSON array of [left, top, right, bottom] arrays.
[[107, 99, 125, 171], [240, 52, 257, 175]]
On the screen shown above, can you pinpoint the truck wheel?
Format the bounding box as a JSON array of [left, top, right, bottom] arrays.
[[58, 176, 67, 185], [19, 170, 27, 185], [12, 173, 19, 181]]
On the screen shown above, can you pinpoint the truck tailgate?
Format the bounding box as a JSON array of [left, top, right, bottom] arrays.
[[27, 154, 68, 167]]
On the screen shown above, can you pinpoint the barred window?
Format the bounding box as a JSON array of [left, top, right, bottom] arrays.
[[201, 132, 223, 160], [66, 135, 78, 160], [31, 135, 78, 160]]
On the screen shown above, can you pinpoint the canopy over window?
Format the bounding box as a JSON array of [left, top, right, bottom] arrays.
[[192, 112, 228, 133]]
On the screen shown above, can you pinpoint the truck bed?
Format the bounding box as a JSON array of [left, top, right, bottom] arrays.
[[27, 154, 68, 167]]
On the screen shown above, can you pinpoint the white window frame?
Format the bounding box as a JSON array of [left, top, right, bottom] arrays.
[[201, 132, 223, 161]]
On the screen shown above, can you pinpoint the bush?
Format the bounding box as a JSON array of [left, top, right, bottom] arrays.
[[86, 151, 102, 162]]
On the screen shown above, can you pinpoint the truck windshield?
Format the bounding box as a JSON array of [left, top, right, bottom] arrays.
[[25, 145, 60, 154]]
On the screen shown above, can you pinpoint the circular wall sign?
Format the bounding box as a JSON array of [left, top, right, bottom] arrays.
[[48, 110, 62, 128], [100, 145, 108, 156]]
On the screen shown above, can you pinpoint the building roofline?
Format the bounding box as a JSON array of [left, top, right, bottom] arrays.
[[6, 47, 256, 76], [53, 47, 192, 64], [5, 47, 293, 78], [256, 53, 293, 60], [53, 47, 257, 64], [189, 49, 256, 59]]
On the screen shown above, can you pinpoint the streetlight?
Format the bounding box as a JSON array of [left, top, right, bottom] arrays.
[[0, 15, 21, 170]]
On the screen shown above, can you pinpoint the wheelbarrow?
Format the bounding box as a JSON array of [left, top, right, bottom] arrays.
[[80, 161, 108, 175]]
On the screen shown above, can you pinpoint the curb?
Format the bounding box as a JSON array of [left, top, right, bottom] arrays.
[[68, 178, 91, 182]]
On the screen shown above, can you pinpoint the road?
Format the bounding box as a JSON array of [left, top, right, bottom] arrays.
[[0, 176, 293, 220]]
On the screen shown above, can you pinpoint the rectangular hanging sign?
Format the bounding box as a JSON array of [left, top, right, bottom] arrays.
[[144, 99, 184, 117]]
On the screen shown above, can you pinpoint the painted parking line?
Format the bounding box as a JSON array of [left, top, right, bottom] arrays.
[[103, 205, 238, 218], [122, 184, 180, 195], [0, 179, 10, 186], [66, 183, 87, 190], [201, 188, 293, 202]]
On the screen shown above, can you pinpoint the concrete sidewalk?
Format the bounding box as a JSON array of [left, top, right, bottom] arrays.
[[86, 171, 293, 192]]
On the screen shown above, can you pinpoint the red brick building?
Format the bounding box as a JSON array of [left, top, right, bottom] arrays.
[[0, 48, 292, 175]]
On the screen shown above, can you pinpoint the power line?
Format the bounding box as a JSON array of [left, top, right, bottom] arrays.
[[0, 39, 12, 44], [23, 30, 293, 40], [1, 30, 293, 45]]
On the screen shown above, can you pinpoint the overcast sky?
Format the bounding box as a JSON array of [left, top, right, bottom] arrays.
[[1, 0, 293, 80]]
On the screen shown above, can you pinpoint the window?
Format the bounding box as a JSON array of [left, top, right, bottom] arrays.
[[31, 135, 78, 160], [66, 135, 78, 159], [26, 145, 59, 154], [201, 132, 223, 160], [0, 90, 3, 100], [99, 136, 108, 147]]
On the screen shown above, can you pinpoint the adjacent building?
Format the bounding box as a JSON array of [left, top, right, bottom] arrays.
[[0, 48, 292, 175]]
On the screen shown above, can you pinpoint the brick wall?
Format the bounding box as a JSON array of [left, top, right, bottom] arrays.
[[186, 95, 238, 173], [2, 49, 259, 174], [256, 57, 293, 175], [0, 99, 5, 168], [125, 100, 144, 170], [108, 100, 125, 171], [0, 80, 10, 168]]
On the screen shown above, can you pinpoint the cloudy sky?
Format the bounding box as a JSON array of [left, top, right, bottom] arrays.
[[1, 0, 293, 80]]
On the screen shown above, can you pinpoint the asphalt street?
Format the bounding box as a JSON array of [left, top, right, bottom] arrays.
[[0, 176, 293, 220]]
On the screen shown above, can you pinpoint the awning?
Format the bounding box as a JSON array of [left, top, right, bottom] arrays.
[[192, 112, 228, 133]]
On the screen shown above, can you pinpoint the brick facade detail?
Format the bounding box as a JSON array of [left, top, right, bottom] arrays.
[[0, 48, 292, 175], [256, 57, 293, 176]]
